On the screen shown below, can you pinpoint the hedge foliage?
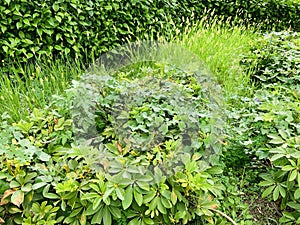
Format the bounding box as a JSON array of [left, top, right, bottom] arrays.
[[0, 0, 300, 64]]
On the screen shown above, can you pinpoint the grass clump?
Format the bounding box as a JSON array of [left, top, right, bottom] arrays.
[[0, 58, 85, 121]]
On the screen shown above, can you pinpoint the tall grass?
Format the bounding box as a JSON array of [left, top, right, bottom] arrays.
[[0, 58, 85, 121], [0, 16, 258, 123], [177, 17, 259, 95]]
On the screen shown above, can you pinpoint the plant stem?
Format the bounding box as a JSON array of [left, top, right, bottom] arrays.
[[211, 208, 238, 225]]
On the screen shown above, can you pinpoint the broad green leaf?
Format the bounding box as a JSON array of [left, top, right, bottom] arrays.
[[157, 198, 167, 214], [259, 180, 274, 187], [108, 206, 121, 218], [273, 186, 280, 201], [294, 188, 300, 199], [143, 190, 156, 203], [268, 134, 284, 144], [128, 217, 140, 225], [69, 207, 82, 217], [115, 187, 125, 201], [262, 185, 275, 198], [10, 180, 20, 188], [270, 154, 285, 161], [103, 206, 112, 225], [32, 182, 47, 190], [134, 188, 143, 206], [91, 209, 103, 224], [93, 197, 103, 210], [122, 186, 133, 210], [282, 165, 295, 171], [171, 191, 177, 205], [289, 170, 298, 181], [278, 185, 286, 198], [160, 197, 172, 208], [21, 183, 32, 192], [11, 190, 24, 207], [143, 217, 154, 225], [136, 181, 149, 191]]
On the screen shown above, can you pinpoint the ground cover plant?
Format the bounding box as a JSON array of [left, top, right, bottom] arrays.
[[1, 5, 300, 225]]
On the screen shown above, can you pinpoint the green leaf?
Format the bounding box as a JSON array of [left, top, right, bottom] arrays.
[[273, 186, 280, 201], [21, 183, 32, 192], [171, 191, 177, 205], [136, 181, 149, 191], [128, 217, 140, 225], [270, 154, 285, 161], [11, 190, 24, 207], [32, 182, 47, 190], [116, 187, 125, 201], [268, 134, 284, 144], [122, 186, 133, 210], [69, 207, 82, 217], [278, 185, 286, 198], [43, 184, 59, 199], [103, 206, 112, 225], [161, 197, 172, 209], [157, 198, 167, 214], [143, 190, 156, 203], [91, 208, 103, 224], [282, 165, 295, 171], [134, 188, 143, 206], [108, 206, 121, 218], [289, 170, 298, 181], [262, 185, 275, 198], [294, 188, 300, 199], [93, 196, 103, 210], [10, 180, 20, 188]]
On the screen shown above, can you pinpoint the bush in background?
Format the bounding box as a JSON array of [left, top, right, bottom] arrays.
[[1, 0, 300, 66]]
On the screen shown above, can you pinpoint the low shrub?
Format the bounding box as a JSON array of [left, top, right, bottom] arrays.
[[0, 59, 226, 224]]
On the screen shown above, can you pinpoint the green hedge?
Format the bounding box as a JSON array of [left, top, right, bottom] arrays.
[[0, 0, 299, 65]]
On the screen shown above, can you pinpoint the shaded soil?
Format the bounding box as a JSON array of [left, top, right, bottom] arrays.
[[246, 197, 282, 224]]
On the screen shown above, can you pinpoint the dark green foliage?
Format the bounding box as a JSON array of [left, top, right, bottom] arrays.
[[1, 0, 300, 65]]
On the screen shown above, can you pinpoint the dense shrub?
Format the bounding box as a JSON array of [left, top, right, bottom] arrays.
[[0, 59, 226, 224], [1, 0, 300, 65]]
